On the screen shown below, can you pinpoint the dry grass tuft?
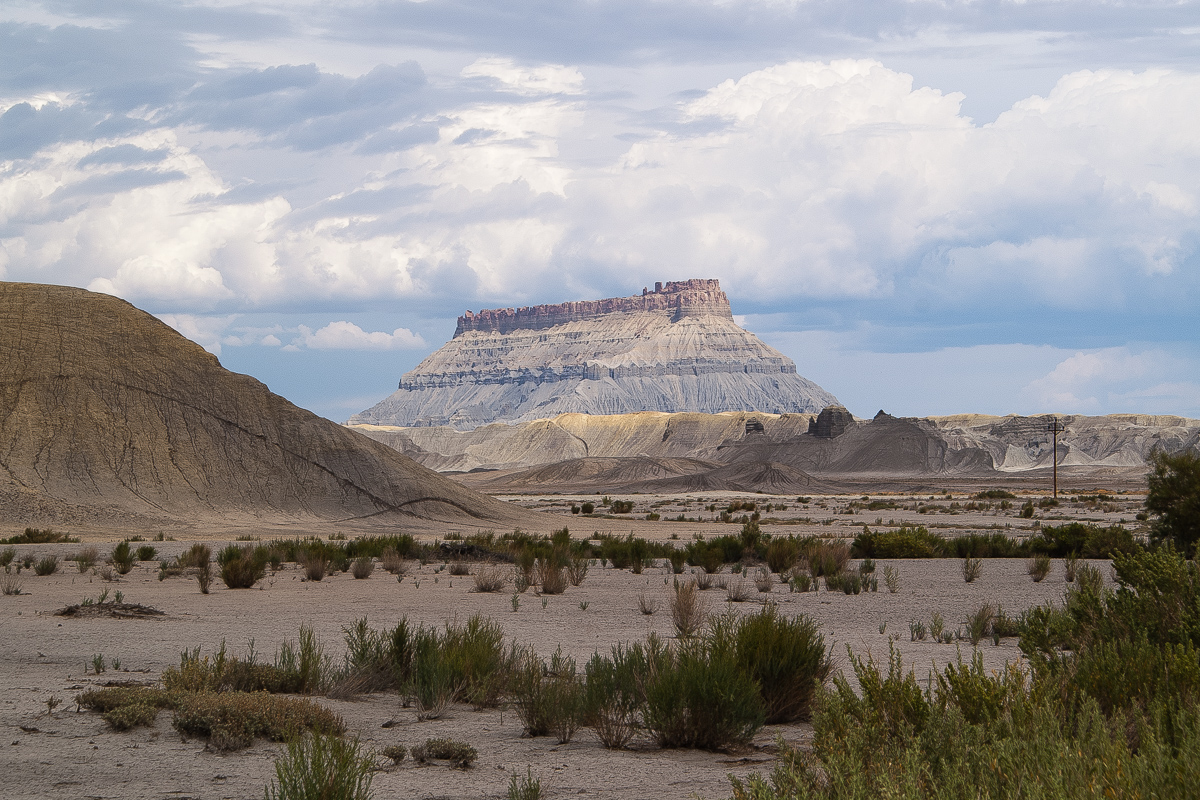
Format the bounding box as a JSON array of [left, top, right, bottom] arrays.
[[670, 580, 707, 637], [472, 563, 509, 593]]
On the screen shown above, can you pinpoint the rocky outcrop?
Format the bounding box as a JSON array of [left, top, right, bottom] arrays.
[[808, 406, 855, 438], [352, 280, 838, 428], [0, 282, 533, 528]]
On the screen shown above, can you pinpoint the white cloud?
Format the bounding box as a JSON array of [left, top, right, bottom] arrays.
[[461, 57, 585, 95], [156, 313, 239, 355], [293, 321, 426, 350], [1021, 348, 1200, 414]]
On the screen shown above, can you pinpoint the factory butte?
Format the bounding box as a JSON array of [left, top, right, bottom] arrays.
[[352, 279, 838, 429]]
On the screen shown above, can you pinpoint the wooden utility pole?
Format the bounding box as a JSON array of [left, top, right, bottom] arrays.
[[1047, 416, 1065, 499]]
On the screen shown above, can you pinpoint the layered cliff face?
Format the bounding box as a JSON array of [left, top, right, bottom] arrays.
[[351, 280, 838, 429], [0, 282, 532, 528]]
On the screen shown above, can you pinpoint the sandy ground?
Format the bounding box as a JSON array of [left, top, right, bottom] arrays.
[[0, 496, 1125, 800]]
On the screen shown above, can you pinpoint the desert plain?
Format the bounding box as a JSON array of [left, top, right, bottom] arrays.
[[0, 489, 1140, 800]]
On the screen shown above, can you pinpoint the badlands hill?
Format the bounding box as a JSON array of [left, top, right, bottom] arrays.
[[351, 408, 1200, 494], [350, 280, 837, 429], [0, 282, 531, 529]]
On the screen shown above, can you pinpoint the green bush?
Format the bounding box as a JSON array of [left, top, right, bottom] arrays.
[[851, 526, 942, 559], [642, 638, 764, 750], [172, 691, 343, 750], [510, 648, 583, 742], [1146, 450, 1200, 554], [135, 545, 157, 561], [411, 737, 477, 768], [103, 702, 158, 731], [712, 605, 832, 724], [765, 537, 799, 573], [583, 645, 645, 749], [217, 544, 267, 589], [265, 734, 373, 800], [0, 528, 78, 544], [111, 541, 136, 574]]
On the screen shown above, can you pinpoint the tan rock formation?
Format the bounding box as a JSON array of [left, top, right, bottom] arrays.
[[0, 282, 531, 528], [351, 280, 837, 428]]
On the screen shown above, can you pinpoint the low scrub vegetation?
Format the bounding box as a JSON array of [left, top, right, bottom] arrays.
[[730, 546, 1200, 799], [852, 522, 1141, 560], [265, 734, 373, 800], [0, 528, 78, 544]]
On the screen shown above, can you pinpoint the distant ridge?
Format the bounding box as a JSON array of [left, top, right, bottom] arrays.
[[351, 410, 1200, 493], [352, 280, 838, 429], [0, 282, 532, 528]]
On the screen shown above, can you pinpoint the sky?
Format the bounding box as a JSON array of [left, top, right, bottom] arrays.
[[2, 0, 1199, 422]]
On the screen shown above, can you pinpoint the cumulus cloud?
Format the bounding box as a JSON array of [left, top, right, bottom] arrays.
[[1022, 348, 1200, 415], [292, 321, 426, 350]]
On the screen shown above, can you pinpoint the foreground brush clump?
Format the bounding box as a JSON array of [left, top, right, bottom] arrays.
[[730, 546, 1200, 800]]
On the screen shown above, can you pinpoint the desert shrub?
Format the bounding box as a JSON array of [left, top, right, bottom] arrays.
[[670, 580, 707, 637], [135, 545, 157, 561], [1146, 449, 1200, 555], [448, 558, 470, 576], [508, 767, 543, 800], [111, 541, 136, 574], [0, 547, 13, 567], [1, 528, 78, 544], [1, 574, 23, 595], [218, 544, 267, 588], [77, 686, 173, 713], [350, 556, 374, 579], [974, 489, 1017, 499], [808, 540, 850, 577], [610, 500, 634, 513], [265, 733, 373, 800], [754, 568, 774, 593], [642, 639, 764, 750], [510, 648, 584, 743], [789, 571, 813, 593], [381, 744, 406, 764], [638, 592, 660, 615], [1031, 523, 1140, 559], [581, 502, 595, 514], [178, 543, 210, 568], [1028, 554, 1051, 582], [566, 554, 589, 586], [172, 692, 343, 750], [75, 546, 99, 572], [851, 525, 942, 559], [33, 554, 58, 575], [1064, 552, 1079, 582], [765, 537, 799, 573], [965, 603, 995, 645], [411, 737, 477, 768], [537, 559, 567, 594], [713, 605, 832, 724], [882, 564, 899, 593], [302, 552, 329, 581], [473, 563, 509, 592], [379, 547, 405, 575], [961, 556, 982, 583], [726, 577, 752, 602], [583, 645, 646, 749], [103, 702, 159, 731]]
